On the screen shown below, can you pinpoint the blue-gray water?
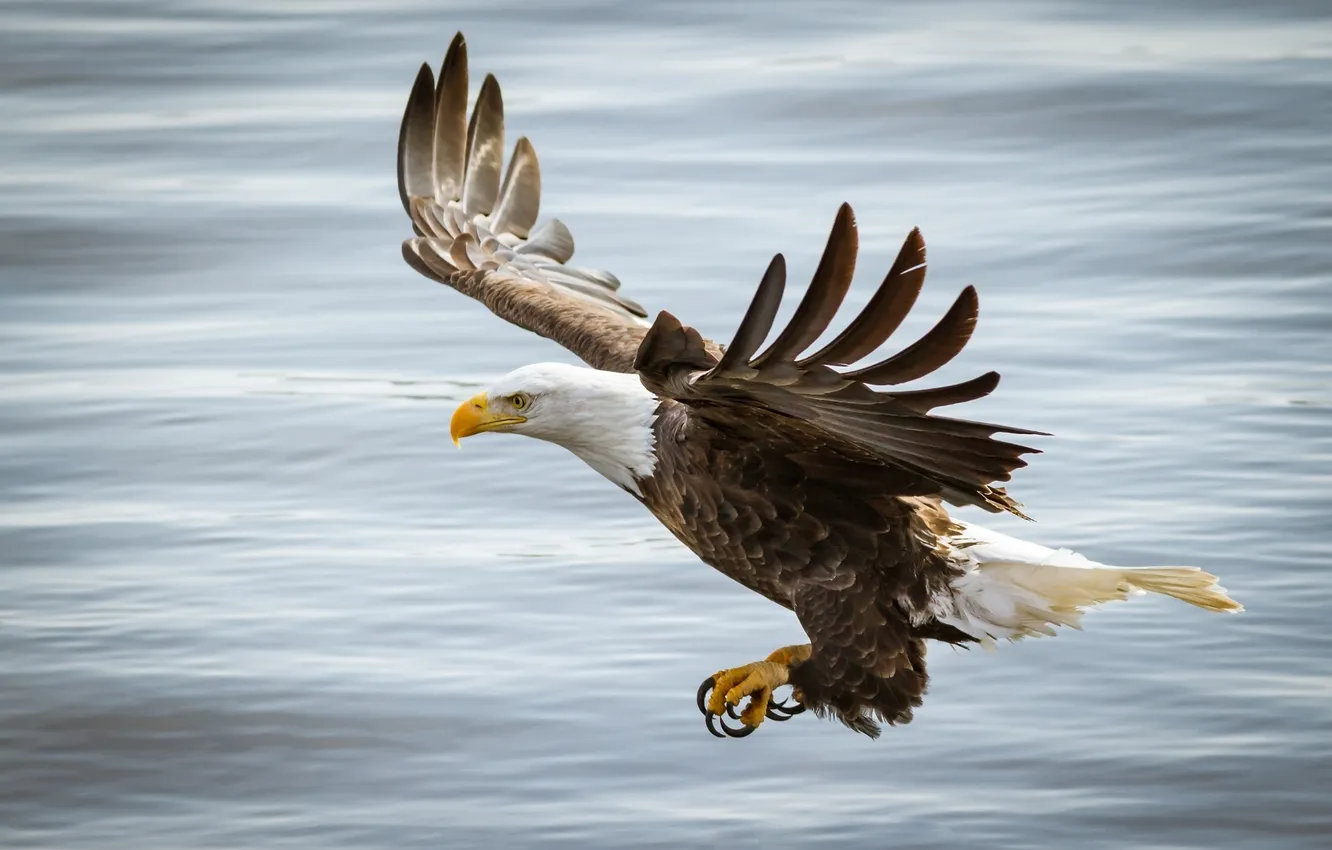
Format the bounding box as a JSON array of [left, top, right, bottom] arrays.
[[2, 2, 1330, 848]]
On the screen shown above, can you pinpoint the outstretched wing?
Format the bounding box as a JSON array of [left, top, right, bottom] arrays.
[[634, 203, 1045, 516], [398, 33, 674, 372]]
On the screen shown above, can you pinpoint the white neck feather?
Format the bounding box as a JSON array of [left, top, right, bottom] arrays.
[[499, 364, 660, 495], [564, 422, 658, 495]]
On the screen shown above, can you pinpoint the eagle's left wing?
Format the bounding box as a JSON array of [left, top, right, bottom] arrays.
[[634, 203, 1046, 516], [399, 34, 708, 372]]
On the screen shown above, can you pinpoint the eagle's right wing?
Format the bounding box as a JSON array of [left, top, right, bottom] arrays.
[[399, 34, 681, 373], [634, 203, 1046, 516]]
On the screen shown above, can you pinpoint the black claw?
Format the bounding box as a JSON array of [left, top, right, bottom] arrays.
[[765, 692, 806, 721], [699, 677, 736, 737], [696, 677, 715, 718], [704, 711, 726, 738], [765, 703, 793, 721], [698, 675, 761, 738], [721, 716, 756, 737]]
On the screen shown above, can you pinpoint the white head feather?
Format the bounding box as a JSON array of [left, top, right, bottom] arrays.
[[472, 362, 661, 493]]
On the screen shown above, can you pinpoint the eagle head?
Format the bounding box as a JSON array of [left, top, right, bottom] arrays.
[[449, 362, 661, 493]]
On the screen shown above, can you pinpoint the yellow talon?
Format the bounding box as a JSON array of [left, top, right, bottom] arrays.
[[722, 661, 790, 709], [707, 656, 804, 723], [738, 688, 770, 727], [699, 644, 812, 737], [706, 662, 758, 716]]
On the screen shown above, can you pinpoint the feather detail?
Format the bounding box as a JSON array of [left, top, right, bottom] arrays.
[[635, 203, 1046, 516], [397, 33, 666, 371], [936, 522, 1243, 643]]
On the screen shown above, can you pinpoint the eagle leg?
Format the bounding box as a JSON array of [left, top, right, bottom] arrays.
[[695, 644, 812, 738]]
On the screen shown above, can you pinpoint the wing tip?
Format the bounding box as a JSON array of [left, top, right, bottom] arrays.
[[751, 204, 859, 367], [836, 201, 856, 229], [397, 62, 438, 214], [442, 32, 467, 79]]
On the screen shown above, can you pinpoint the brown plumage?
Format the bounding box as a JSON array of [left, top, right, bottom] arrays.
[[402, 35, 1240, 738], [625, 213, 1043, 732]]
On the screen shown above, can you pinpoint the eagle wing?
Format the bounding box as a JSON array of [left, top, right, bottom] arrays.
[[634, 202, 1046, 516], [398, 34, 705, 372]]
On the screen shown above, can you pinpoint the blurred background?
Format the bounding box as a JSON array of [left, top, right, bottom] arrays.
[[2, 1, 1330, 848]]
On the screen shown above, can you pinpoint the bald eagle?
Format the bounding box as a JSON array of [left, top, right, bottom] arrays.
[[398, 34, 1241, 738]]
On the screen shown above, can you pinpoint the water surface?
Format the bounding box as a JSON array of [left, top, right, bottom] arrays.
[[2, 2, 1330, 848]]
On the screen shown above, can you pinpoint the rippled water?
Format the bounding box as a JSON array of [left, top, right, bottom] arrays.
[[2, 2, 1330, 848]]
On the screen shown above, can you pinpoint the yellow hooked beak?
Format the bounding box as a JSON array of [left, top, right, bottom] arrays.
[[449, 392, 527, 447]]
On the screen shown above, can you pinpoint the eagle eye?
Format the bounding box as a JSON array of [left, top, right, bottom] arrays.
[[509, 392, 531, 411]]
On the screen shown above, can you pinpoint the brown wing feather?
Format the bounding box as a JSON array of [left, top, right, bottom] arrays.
[[397, 63, 436, 219], [751, 203, 857, 367], [799, 226, 927, 367], [844, 285, 978, 385], [432, 32, 468, 206], [636, 204, 1045, 516], [397, 34, 688, 372], [712, 254, 787, 374]]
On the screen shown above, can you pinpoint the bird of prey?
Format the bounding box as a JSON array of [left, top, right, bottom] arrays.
[[397, 33, 1241, 738]]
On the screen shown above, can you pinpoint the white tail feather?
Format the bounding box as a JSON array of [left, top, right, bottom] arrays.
[[936, 522, 1242, 643], [1123, 567, 1242, 613]]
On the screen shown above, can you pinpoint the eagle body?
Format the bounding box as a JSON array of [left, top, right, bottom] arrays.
[[402, 33, 1242, 738], [640, 399, 961, 613], [638, 400, 971, 733]]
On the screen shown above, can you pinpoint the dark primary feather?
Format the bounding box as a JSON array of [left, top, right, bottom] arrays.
[[713, 254, 786, 374], [637, 203, 1045, 518], [891, 371, 1002, 414], [800, 227, 926, 367], [751, 203, 857, 367], [845, 285, 978, 385]]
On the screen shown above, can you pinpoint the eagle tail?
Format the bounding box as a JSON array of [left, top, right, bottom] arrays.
[[938, 522, 1241, 642], [1118, 566, 1243, 614]]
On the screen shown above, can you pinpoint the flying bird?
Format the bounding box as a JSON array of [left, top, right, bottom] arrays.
[[398, 33, 1241, 738]]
